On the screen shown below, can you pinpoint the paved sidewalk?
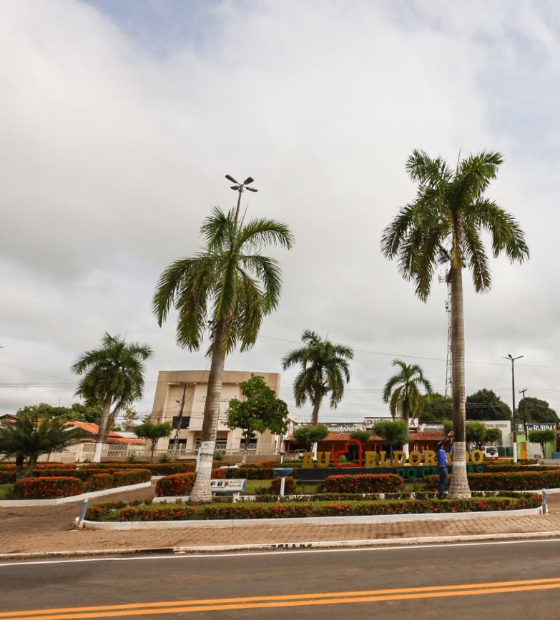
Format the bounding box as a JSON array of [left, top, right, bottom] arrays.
[[1, 485, 558, 556]]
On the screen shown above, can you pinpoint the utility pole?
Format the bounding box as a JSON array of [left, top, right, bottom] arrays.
[[519, 387, 528, 440], [504, 354, 523, 462], [172, 383, 188, 454]]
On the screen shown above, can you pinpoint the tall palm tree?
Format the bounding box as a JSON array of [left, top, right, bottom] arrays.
[[381, 150, 529, 498], [153, 205, 294, 504], [282, 330, 353, 425], [72, 333, 153, 462], [382, 359, 433, 427]]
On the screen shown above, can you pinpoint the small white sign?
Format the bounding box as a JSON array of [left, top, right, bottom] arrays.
[[210, 479, 246, 493]]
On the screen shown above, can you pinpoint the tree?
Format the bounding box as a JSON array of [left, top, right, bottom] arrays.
[[120, 407, 139, 430], [293, 424, 329, 450], [466, 389, 511, 420], [282, 330, 353, 425], [465, 422, 501, 450], [372, 420, 409, 460], [133, 421, 173, 462], [72, 333, 153, 463], [153, 203, 293, 504], [16, 403, 102, 425], [349, 430, 372, 451], [381, 150, 529, 498], [0, 413, 84, 479], [226, 375, 289, 463], [382, 360, 432, 424], [528, 429, 557, 458], [418, 393, 452, 422], [518, 397, 559, 424]]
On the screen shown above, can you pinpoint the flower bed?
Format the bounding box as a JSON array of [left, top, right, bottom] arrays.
[[87, 494, 541, 522], [318, 474, 404, 494], [156, 469, 227, 496], [11, 476, 85, 499], [112, 469, 152, 486], [483, 464, 554, 473], [88, 473, 114, 492], [425, 469, 560, 491]]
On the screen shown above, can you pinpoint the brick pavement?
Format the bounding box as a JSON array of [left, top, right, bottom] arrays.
[[1, 484, 559, 556]]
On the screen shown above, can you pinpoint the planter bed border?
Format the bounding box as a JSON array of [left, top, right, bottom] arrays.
[[0, 481, 152, 507], [82, 505, 542, 530]]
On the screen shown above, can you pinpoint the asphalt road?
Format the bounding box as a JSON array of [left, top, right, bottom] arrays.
[[2, 540, 560, 619]]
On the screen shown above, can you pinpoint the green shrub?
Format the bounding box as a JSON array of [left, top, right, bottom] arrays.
[[112, 469, 151, 487], [91, 494, 541, 522], [318, 474, 404, 494], [156, 468, 227, 496], [263, 477, 297, 495], [11, 476, 84, 499], [425, 469, 560, 491], [88, 473, 114, 492]]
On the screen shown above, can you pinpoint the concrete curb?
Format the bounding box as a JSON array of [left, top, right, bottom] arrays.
[[3, 530, 560, 562], [0, 481, 152, 507], [82, 506, 542, 530]]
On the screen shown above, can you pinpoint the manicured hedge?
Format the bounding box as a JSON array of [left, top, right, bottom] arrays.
[[156, 469, 227, 496], [265, 477, 297, 495], [88, 473, 114, 492], [318, 474, 404, 494], [425, 469, 560, 491], [89, 494, 541, 522], [483, 464, 553, 473], [223, 467, 275, 480], [112, 469, 151, 486], [11, 476, 85, 499]]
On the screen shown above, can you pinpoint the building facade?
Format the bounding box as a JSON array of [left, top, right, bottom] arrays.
[[150, 370, 282, 458]]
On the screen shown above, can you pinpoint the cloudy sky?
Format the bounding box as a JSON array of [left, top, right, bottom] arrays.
[[1, 0, 560, 422]]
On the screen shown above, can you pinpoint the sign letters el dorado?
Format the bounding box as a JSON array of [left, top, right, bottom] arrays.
[[301, 449, 484, 468]]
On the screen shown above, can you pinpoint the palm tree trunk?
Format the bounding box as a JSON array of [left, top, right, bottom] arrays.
[[93, 394, 112, 463], [190, 321, 226, 505], [448, 267, 471, 498], [311, 397, 322, 426]]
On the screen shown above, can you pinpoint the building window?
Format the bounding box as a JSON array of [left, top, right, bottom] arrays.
[[196, 438, 227, 450], [172, 416, 190, 429]]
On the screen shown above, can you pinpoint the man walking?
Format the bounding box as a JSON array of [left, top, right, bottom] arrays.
[[436, 430, 454, 499]]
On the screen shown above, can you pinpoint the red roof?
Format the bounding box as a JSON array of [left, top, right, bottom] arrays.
[[66, 421, 146, 445]]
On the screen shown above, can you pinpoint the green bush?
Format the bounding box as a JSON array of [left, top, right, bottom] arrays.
[[88, 473, 114, 492], [11, 476, 85, 499], [263, 477, 297, 495], [91, 494, 541, 522], [425, 469, 560, 491], [318, 474, 404, 494], [112, 469, 151, 487], [156, 469, 227, 496]]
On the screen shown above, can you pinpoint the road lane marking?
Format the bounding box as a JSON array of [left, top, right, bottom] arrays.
[[5, 536, 560, 567], [3, 577, 560, 619]]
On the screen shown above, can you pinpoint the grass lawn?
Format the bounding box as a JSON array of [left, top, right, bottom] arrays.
[[241, 480, 319, 495], [0, 484, 13, 499]]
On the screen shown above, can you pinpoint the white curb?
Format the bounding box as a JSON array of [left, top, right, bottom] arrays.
[[0, 481, 152, 507], [82, 506, 542, 530]]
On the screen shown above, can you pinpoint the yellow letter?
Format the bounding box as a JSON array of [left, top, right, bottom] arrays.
[[409, 451, 422, 465], [317, 452, 331, 468], [393, 451, 406, 466], [379, 451, 390, 466], [470, 449, 483, 464], [423, 450, 436, 466], [302, 452, 314, 468], [365, 451, 377, 467]]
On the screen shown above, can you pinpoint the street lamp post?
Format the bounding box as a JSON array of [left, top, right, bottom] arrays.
[[504, 354, 523, 462], [225, 175, 258, 224]]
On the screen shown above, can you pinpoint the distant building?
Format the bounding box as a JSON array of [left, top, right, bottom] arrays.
[[149, 370, 282, 459]]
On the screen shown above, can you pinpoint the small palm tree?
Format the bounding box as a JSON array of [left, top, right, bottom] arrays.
[[383, 360, 433, 423], [72, 333, 153, 463], [381, 150, 529, 497], [0, 413, 84, 479], [282, 330, 353, 425], [153, 203, 293, 504]]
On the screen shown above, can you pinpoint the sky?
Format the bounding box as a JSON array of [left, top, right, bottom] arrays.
[[1, 0, 560, 422]]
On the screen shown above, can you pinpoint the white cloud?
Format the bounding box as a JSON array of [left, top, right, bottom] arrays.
[[0, 0, 559, 419]]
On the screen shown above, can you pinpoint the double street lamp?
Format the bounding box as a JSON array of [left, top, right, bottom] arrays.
[[225, 175, 258, 223]]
